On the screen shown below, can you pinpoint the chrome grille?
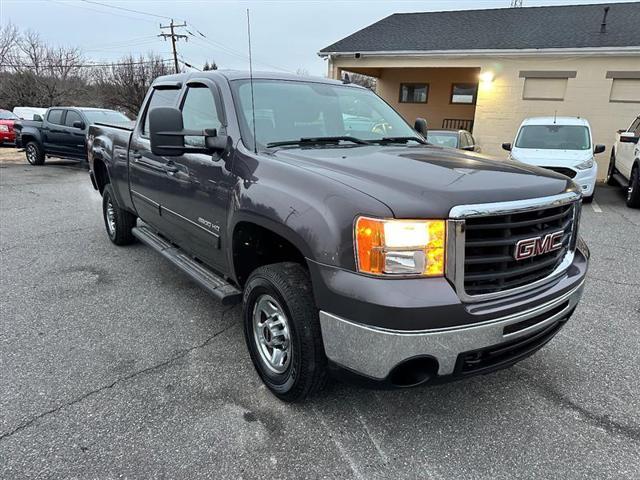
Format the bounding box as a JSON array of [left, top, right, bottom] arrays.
[[463, 202, 576, 295], [448, 192, 581, 302]]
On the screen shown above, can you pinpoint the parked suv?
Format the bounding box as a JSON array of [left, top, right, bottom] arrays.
[[427, 128, 479, 152], [88, 71, 589, 401], [503, 117, 605, 203], [15, 107, 131, 165], [606, 114, 640, 208]]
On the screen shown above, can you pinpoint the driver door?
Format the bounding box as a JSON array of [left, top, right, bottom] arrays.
[[154, 80, 235, 271]]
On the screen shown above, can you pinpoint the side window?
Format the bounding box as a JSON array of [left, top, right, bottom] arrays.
[[47, 109, 64, 125], [181, 85, 222, 147], [64, 110, 83, 128], [459, 133, 469, 148], [629, 117, 640, 135], [142, 88, 180, 136]]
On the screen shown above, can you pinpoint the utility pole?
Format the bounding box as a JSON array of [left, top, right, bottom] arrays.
[[159, 20, 188, 74]]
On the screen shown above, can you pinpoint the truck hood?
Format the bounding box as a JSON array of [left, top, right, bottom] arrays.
[[272, 145, 576, 218], [510, 147, 593, 167]]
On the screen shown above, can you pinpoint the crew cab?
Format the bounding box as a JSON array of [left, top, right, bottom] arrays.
[[606, 114, 640, 208], [15, 107, 130, 165], [502, 117, 605, 203], [88, 71, 589, 402]]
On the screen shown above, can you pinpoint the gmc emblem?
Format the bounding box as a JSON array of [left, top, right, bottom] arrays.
[[514, 231, 564, 261]]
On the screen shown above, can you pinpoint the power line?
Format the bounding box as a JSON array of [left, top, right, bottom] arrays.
[[79, 0, 174, 20], [49, 0, 158, 24]]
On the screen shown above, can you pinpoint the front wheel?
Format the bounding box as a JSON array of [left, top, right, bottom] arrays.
[[627, 165, 640, 208], [243, 262, 327, 402]]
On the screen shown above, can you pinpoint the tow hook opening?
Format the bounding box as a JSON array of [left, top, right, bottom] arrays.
[[388, 357, 439, 388]]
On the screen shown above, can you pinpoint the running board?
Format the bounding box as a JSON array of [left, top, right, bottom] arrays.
[[132, 226, 241, 306], [612, 173, 628, 187]]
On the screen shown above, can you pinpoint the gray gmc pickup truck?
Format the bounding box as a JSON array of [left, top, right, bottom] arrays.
[[88, 71, 589, 402]]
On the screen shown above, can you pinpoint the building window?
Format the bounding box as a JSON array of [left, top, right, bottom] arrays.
[[522, 78, 568, 101], [450, 83, 478, 104], [399, 83, 428, 103], [609, 79, 640, 103]]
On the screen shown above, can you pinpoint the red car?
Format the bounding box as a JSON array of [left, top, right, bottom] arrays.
[[0, 109, 19, 145]]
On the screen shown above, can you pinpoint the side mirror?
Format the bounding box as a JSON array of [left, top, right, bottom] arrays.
[[149, 107, 185, 156], [414, 118, 428, 136], [502, 142, 512, 151], [149, 107, 229, 156], [462, 145, 475, 151], [73, 120, 85, 129], [594, 144, 606, 154], [619, 132, 640, 144], [33, 114, 43, 121]]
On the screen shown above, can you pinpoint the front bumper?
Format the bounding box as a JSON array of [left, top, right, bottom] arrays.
[[320, 279, 583, 380]]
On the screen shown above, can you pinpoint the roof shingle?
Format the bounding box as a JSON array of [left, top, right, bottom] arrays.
[[319, 2, 640, 54]]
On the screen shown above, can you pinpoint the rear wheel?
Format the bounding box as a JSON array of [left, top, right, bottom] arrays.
[[627, 165, 640, 208], [102, 184, 137, 245], [243, 262, 327, 402], [582, 193, 594, 204], [25, 141, 45, 165]]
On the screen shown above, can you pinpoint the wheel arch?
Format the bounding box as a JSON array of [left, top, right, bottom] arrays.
[[230, 213, 312, 287]]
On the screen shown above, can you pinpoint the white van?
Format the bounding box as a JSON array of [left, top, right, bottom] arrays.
[[502, 117, 606, 203], [12, 107, 47, 121]]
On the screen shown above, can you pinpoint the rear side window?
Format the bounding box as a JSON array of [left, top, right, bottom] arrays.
[[64, 110, 83, 128], [181, 85, 222, 147], [47, 109, 64, 125], [142, 88, 180, 135]]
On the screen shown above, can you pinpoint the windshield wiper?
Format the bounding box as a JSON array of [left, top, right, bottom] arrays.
[[266, 136, 371, 148], [371, 136, 427, 145]]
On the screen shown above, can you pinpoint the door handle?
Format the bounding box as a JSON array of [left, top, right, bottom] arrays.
[[164, 162, 179, 174]]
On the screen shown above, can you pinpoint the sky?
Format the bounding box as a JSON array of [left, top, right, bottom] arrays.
[[1, 0, 634, 76]]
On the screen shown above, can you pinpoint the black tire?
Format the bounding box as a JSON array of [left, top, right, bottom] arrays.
[[25, 141, 45, 165], [582, 193, 594, 204], [626, 165, 640, 209], [102, 184, 137, 245], [606, 150, 619, 186], [243, 262, 327, 402]]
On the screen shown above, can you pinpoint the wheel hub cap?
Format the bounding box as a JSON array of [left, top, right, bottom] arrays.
[[106, 200, 116, 236], [252, 294, 291, 374]]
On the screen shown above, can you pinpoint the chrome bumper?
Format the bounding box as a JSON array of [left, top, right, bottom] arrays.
[[319, 280, 584, 380]]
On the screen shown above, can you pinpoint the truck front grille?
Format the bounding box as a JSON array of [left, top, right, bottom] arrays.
[[463, 201, 577, 295], [539, 166, 577, 179]]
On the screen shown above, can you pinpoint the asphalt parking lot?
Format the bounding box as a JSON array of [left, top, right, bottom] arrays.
[[1, 153, 639, 479]]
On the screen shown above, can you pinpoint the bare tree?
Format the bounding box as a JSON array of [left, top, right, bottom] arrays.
[[93, 54, 170, 117], [345, 71, 376, 91], [0, 23, 18, 68]]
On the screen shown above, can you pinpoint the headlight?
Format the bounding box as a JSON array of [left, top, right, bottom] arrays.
[[354, 217, 446, 276], [575, 158, 594, 170], [0, 125, 8, 132]]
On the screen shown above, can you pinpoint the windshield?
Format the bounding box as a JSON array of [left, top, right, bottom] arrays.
[[427, 132, 458, 148], [515, 125, 591, 150], [83, 110, 130, 125], [231, 79, 417, 149], [0, 110, 18, 120]]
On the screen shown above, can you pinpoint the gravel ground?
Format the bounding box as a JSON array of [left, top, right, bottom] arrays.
[[1, 154, 639, 479]]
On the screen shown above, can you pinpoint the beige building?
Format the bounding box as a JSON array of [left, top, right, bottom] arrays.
[[319, 2, 640, 177]]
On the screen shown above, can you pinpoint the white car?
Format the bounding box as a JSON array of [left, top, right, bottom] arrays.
[[606, 114, 640, 208], [502, 117, 605, 203]]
